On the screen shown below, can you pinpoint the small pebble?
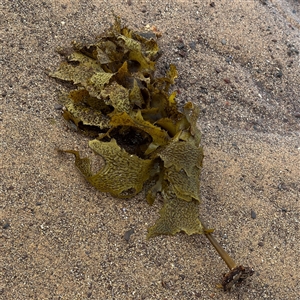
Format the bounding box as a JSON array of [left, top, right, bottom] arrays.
[[294, 112, 300, 118], [251, 210, 257, 219], [221, 39, 227, 45], [258, 241, 264, 247], [54, 103, 63, 110], [278, 183, 288, 190], [189, 41, 196, 50], [124, 228, 134, 241], [3, 223, 10, 229], [225, 56, 233, 63], [178, 50, 187, 57], [177, 42, 185, 50], [275, 70, 283, 78]]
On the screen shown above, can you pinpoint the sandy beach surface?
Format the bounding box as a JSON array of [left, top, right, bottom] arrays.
[[1, 0, 300, 299]]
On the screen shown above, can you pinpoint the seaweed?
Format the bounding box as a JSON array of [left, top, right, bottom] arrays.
[[50, 17, 253, 291]]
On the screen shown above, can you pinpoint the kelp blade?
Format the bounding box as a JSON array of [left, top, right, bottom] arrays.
[[147, 186, 204, 238], [64, 139, 154, 198]]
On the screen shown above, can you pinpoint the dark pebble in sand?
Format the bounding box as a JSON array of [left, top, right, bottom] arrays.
[[54, 103, 63, 110], [3, 223, 10, 229], [124, 228, 134, 241]]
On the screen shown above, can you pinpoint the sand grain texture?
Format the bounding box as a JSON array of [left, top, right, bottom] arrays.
[[1, 0, 300, 299]]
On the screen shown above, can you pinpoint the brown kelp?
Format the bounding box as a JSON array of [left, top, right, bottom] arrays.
[[50, 17, 253, 290]]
